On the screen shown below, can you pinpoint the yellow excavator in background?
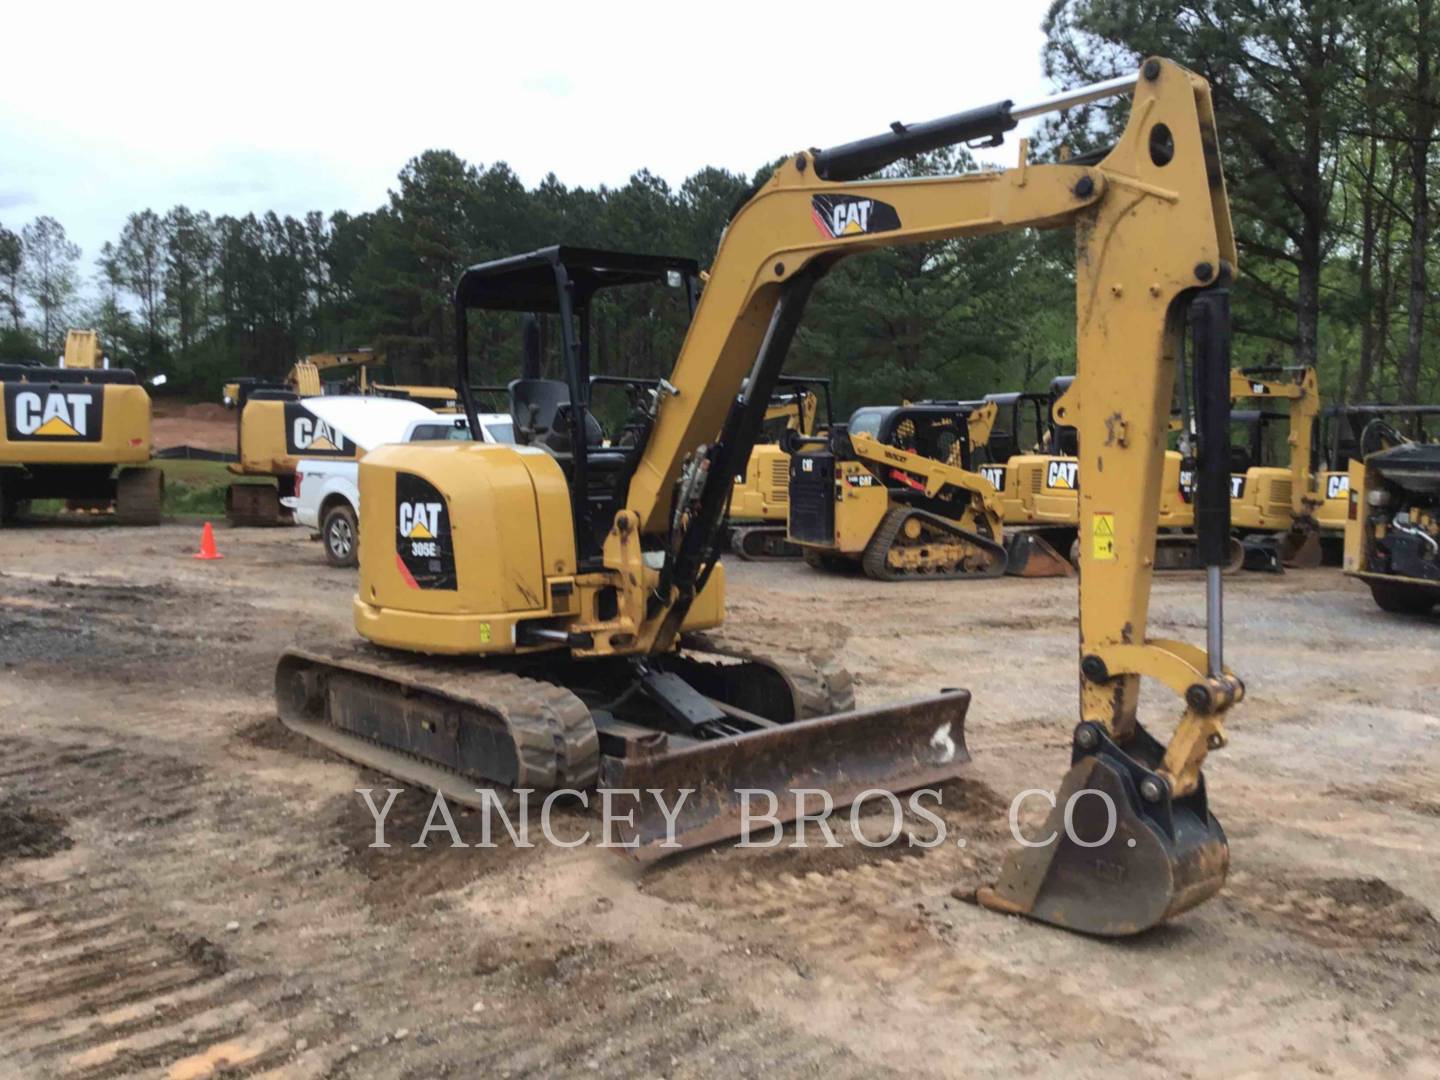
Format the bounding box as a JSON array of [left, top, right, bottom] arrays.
[[277, 58, 1242, 937], [1344, 418, 1440, 613], [726, 376, 831, 559], [223, 350, 461, 525], [1226, 366, 1321, 568], [1, 330, 165, 525], [785, 399, 1022, 579]]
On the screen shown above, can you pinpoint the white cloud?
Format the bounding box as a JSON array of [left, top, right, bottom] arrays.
[[1, 0, 1058, 268]]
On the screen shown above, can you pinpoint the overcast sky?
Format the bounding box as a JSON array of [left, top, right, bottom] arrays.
[[2, 1, 1059, 272]]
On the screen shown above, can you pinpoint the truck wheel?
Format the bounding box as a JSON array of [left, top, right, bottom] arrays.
[[322, 504, 359, 568], [1369, 581, 1436, 615]]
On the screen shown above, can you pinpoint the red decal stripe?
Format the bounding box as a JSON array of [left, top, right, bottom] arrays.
[[395, 552, 420, 589]]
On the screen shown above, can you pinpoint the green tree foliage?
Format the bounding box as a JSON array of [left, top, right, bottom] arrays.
[[20, 216, 81, 354], [1041, 0, 1440, 403], [9, 1, 1437, 410]]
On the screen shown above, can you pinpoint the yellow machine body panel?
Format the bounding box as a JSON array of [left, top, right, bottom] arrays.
[[0, 376, 152, 467], [1315, 469, 1349, 531], [229, 397, 362, 478], [997, 449, 1192, 529], [1342, 459, 1366, 573], [730, 442, 792, 523], [62, 330, 102, 369], [825, 459, 893, 555], [1229, 465, 1296, 530], [353, 441, 722, 655]]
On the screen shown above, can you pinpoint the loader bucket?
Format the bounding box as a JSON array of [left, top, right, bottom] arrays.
[[599, 690, 971, 860], [1240, 537, 1284, 573], [977, 722, 1227, 936], [1005, 531, 1075, 577]]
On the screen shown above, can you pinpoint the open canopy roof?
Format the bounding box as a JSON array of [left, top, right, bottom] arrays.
[[453, 246, 700, 313]]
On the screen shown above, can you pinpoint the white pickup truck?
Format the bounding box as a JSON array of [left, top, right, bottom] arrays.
[[284, 397, 513, 566]]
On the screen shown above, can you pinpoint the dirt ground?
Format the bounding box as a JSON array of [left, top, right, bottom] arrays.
[[1, 521, 1437, 1078], [151, 404, 234, 455]]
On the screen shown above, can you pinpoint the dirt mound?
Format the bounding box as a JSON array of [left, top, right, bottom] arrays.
[[0, 796, 73, 862], [1229, 869, 1439, 945]]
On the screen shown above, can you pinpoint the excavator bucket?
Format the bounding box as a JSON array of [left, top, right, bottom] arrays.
[[599, 690, 971, 860], [977, 722, 1227, 936], [1279, 527, 1322, 568], [1005, 531, 1075, 577]]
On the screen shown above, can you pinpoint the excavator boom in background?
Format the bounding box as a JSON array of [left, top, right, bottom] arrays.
[[277, 57, 1242, 937]]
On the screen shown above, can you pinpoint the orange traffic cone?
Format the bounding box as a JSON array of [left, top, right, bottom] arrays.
[[194, 521, 224, 560]]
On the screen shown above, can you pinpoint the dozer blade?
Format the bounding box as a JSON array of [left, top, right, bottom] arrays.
[[599, 690, 971, 861], [977, 722, 1227, 936], [1004, 531, 1075, 577]]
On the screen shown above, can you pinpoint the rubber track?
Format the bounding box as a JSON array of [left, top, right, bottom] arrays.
[[861, 507, 1006, 581], [728, 525, 802, 561], [281, 646, 600, 789], [680, 630, 856, 716]]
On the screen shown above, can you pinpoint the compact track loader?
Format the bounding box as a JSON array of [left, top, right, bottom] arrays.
[[278, 58, 1242, 937], [0, 330, 164, 525], [1344, 420, 1440, 614], [1318, 403, 1440, 541], [786, 400, 1019, 579], [727, 376, 832, 560]]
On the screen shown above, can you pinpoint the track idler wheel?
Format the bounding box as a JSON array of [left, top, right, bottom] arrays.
[[977, 722, 1227, 936]]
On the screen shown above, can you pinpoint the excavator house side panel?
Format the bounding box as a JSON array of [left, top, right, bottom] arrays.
[[358, 442, 573, 626]]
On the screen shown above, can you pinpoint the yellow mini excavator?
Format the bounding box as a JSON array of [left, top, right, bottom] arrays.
[[277, 58, 1242, 937], [726, 375, 832, 559], [785, 399, 1019, 579], [1, 330, 164, 525], [1226, 366, 1322, 568]]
